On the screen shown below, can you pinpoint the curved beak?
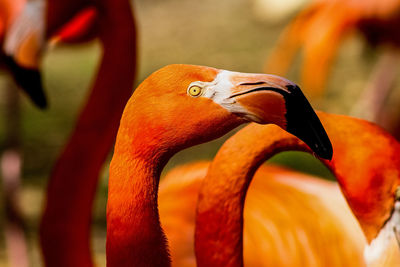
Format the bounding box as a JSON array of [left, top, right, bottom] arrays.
[[218, 72, 333, 160]]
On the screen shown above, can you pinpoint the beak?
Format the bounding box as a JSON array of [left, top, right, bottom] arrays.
[[2, 0, 47, 109], [3, 56, 47, 109], [224, 72, 332, 160]]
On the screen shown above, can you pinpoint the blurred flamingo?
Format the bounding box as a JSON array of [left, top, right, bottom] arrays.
[[265, 0, 400, 132], [1, 2, 102, 266], [29, 0, 137, 266], [0, 0, 47, 108], [195, 111, 400, 266], [0, 4, 30, 267], [106, 64, 332, 266], [0, 0, 135, 265], [1, 1, 97, 107]]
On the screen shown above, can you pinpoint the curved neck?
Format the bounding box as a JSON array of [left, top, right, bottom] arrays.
[[195, 124, 304, 267], [40, 1, 137, 266], [106, 118, 171, 267]]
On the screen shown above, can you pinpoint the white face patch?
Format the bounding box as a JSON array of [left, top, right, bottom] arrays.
[[364, 201, 400, 264], [3, 0, 46, 67], [187, 70, 255, 120]]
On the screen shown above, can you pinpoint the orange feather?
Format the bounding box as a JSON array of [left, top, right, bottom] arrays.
[[0, 0, 136, 265], [195, 111, 400, 266], [39, 1, 137, 266], [159, 162, 365, 267], [265, 0, 400, 95]]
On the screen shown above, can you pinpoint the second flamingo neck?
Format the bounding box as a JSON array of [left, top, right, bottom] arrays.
[[195, 128, 304, 267]]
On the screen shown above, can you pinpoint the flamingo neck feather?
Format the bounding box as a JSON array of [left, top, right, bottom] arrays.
[[196, 125, 302, 267], [364, 201, 400, 265], [106, 125, 171, 267]]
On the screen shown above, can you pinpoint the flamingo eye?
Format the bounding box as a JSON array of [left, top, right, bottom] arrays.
[[188, 85, 202, 97]]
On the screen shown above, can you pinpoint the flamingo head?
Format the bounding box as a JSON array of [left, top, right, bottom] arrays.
[[2, 0, 47, 108], [124, 64, 332, 160], [318, 114, 400, 264]]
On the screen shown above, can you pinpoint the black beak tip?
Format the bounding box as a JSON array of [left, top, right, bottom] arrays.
[[284, 85, 333, 161], [33, 94, 48, 109], [310, 141, 333, 161], [3, 56, 48, 109]]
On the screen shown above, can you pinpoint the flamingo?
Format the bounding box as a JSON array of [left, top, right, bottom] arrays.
[[265, 0, 400, 97], [0, 0, 47, 108], [195, 111, 400, 266], [106, 64, 332, 266], [0, 1, 106, 266], [35, 0, 137, 266], [264, 0, 400, 136], [1, 1, 97, 107], [1, 0, 136, 265]]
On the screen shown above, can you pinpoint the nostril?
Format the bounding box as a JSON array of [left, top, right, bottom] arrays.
[[239, 82, 267, 86], [228, 87, 286, 99]]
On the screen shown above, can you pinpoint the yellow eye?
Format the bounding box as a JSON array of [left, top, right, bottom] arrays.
[[188, 85, 202, 97]]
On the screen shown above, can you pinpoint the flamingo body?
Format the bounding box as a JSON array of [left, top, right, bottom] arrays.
[[159, 162, 365, 267]]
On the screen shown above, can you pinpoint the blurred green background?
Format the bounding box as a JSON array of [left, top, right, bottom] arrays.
[[1, 0, 398, 265]]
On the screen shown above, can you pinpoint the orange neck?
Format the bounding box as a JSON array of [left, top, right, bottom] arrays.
[[39, 1, 137, 266], [195, 125, 303, 267], [106, 113, 171, 267]]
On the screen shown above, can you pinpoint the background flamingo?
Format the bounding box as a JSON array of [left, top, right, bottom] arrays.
[[1, 1, 98, 107], [0, 0, 135, 265], [265, 0, 400, 137], [1, 1, 115, 266], [106, 64, 331, 266], [0, 0, 47, 108], [195, 111, 400, 266], [266, 0, 400, 95], [0, 3, 32, 266], [35, 0, 137, 266]]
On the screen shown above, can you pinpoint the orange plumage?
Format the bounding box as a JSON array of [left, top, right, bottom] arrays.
[[0, 0, 136, 266], [106, 64, 329, 266], [39, 0, 137, 266], [195, 111, 400, 266], [159, 162, 365, 267], [265, 0, 400, 95], [0, 0, 99, 107]]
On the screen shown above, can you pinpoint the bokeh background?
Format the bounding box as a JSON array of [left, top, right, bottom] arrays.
[[1, 0, 399, 265]]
